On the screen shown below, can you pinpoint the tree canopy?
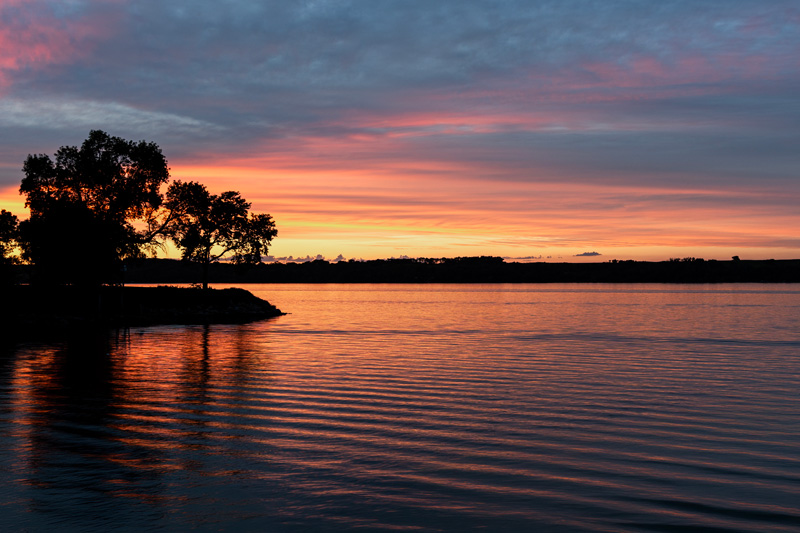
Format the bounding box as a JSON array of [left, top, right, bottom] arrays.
[[16, 130, 277, 287], [18, 130, 170, 284], [166, 181, 277, 289]]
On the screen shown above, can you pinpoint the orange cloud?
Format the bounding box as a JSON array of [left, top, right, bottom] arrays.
[[6, 151, 798, 262], [168, 154, 800, 262]]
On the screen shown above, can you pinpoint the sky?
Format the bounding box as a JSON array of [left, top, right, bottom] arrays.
[[1, 0, 799, 262]]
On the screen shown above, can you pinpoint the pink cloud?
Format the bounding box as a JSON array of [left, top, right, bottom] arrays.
[[0, 1, 117, 90]]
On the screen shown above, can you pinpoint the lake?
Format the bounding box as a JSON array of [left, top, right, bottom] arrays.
[[2, 283, 800, 532]]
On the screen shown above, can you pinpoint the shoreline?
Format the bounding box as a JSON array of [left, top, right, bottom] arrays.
[[8, 258, 800, 285], [121, 257, 800, 284], [2, 286, 284, 335]]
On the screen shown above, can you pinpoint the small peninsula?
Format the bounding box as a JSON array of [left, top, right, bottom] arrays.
[[3, 285, 283, 335], [0, 131, 283, 336]]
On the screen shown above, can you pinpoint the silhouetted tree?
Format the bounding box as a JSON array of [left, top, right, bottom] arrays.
[[165, 181, 277, 289], [0, 209, 18, 260], [0, 209, 19, 284], [18, 130, 171, 285]]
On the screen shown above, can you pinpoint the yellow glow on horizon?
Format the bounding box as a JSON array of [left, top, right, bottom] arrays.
[[168, 159, 800, 260], [0, 186, 25, 216], [4, 156, 799, 263]]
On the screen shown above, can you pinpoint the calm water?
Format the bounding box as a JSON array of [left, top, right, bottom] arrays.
[[2, 284, 800, 532]]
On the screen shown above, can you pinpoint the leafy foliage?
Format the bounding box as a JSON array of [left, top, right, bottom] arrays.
[[18, 130, 170, 284], [16, 131, 277, 287], [166, 181, 277, 289]]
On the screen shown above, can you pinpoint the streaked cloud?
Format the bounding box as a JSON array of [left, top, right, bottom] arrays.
[[0, 98, 216, 134]]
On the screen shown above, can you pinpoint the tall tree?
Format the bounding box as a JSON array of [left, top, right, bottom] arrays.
[[18, 130, 171, 285], [166, 181, 277, 289]]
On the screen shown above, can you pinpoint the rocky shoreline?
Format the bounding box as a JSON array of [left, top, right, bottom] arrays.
[[2, 286, 284, 335]]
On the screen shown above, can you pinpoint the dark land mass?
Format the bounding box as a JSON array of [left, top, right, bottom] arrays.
[[97, 256, 800, 284], [2, 285, 284, 338]]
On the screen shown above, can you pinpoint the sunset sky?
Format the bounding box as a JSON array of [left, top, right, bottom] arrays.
[[1, 0, 799, 262]]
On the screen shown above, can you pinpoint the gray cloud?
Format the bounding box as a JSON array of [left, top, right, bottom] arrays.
[[0, 97, 216, 135], [575, 251, 601, 257]]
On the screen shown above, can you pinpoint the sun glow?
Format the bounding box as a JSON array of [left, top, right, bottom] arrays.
[[168, 154, 800, 261]]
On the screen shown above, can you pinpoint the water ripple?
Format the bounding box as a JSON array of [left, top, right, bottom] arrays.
[[2, 283, 799, 532]]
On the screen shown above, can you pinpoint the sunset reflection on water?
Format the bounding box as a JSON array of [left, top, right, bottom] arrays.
[[2, 284, 800, 532]]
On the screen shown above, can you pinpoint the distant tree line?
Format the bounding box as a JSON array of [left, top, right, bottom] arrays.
[[115, 256, 800, 284], [2, 130, 276, 289]]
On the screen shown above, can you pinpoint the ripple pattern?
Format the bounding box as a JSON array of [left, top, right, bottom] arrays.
[[1, 284, 800, 532]]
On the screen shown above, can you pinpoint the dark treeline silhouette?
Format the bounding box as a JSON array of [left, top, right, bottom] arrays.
[[107, 256, 800, 284], [8, 130, 276, 289]]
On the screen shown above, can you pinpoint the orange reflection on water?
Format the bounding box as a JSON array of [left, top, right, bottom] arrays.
[[5, 324, 277, 507]]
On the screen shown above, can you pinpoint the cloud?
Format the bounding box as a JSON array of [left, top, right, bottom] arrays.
[[264, 254, 331, 263], [575, 251, 602, 257], [7, 2, 800, 132], [0, 98, 217, 136], [0, 0, 109, 89], [503, 256, 544, 262]]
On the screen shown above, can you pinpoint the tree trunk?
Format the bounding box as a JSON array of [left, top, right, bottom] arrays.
[[202, 260, 209, 290]]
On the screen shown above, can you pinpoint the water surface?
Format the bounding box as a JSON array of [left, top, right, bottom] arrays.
[[2, 284, 799, 531]]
